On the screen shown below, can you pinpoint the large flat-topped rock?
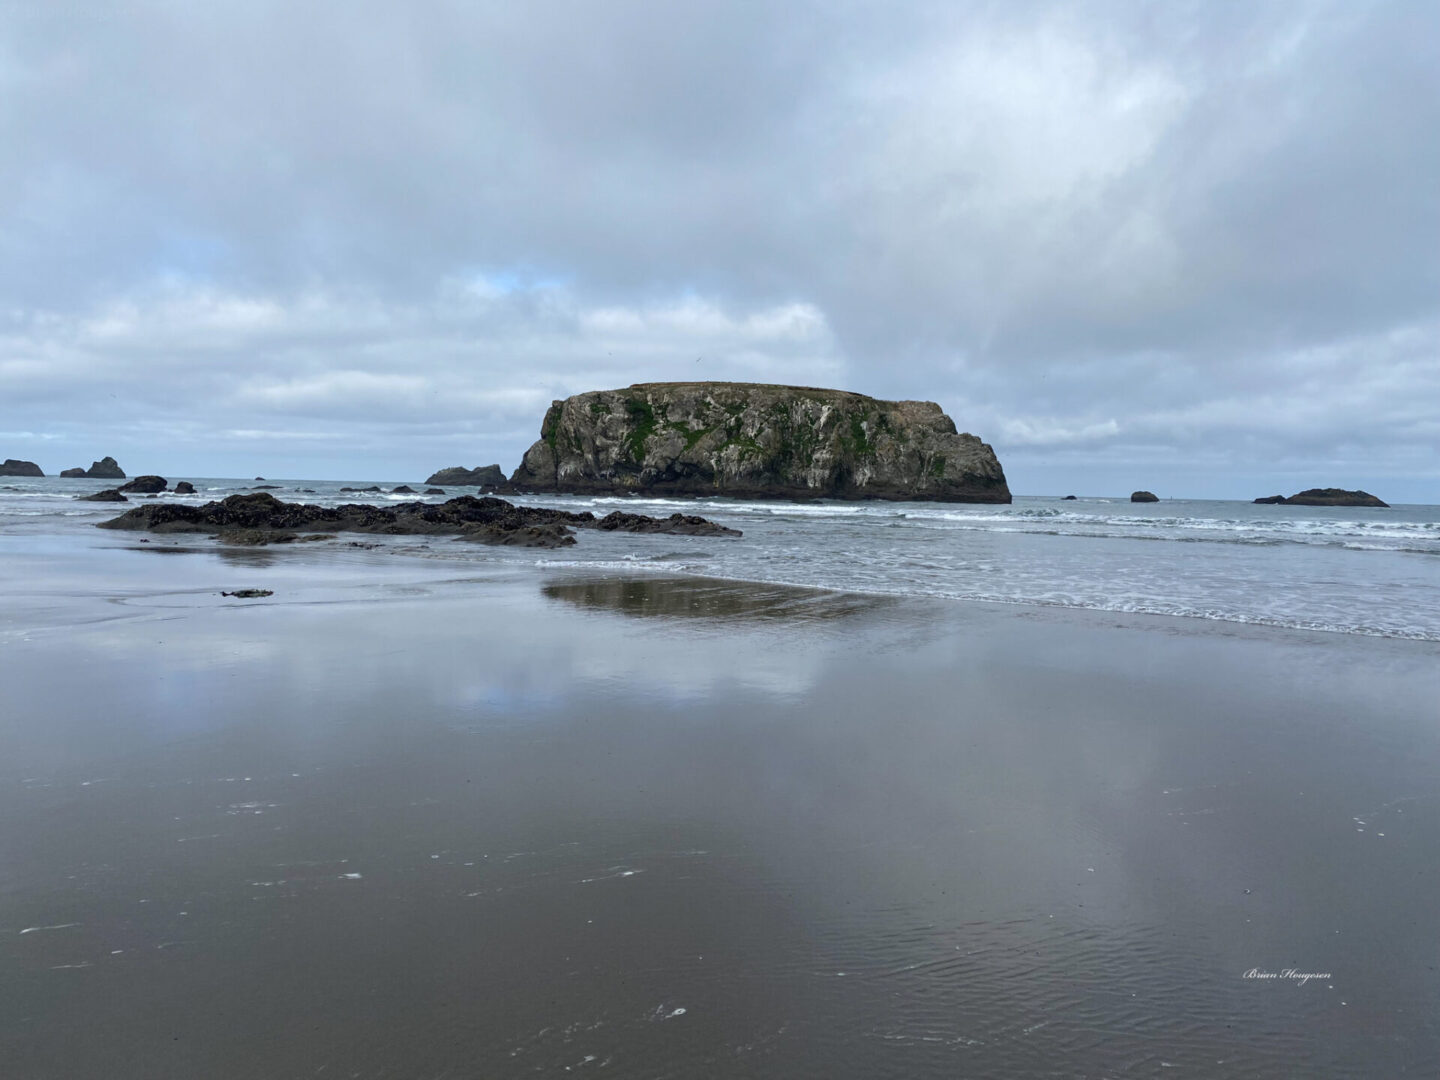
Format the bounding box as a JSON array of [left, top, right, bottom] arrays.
[[510, 382, 1010, 503]]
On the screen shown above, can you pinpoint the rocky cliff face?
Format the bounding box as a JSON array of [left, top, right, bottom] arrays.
[[510, 383, 1010, 502]]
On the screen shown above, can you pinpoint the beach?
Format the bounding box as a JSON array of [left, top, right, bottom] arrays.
[[3, 526, 1439, 1077]]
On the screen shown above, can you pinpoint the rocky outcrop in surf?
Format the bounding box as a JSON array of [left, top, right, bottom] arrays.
[[1254, 488, 1388, 507], [96, 492, 741, 549], [510, 382, 1010, 503], [118, 475, 168, 494], [1, 459, 43, 477], [1130, 491, 1159, 503]]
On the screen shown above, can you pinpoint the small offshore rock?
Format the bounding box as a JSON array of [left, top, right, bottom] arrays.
[[426, 465, 506, 487], [60, 467, 88, 478], [425, 488, 446, 495], [222, 589, 273, 598], [1258, 488, 1389, 508], [1253, 495, 1287, 505], [118, 475, 168, 493], [79, 489, 128, 501], [391, 485, 416, 494], [0, 459, 43, 477], [86, 457, 125, 479], [174, 481, 196, 494], [339, 485, 381, 493], [1062, 495, 1077, 500], [1130, 491, 1159, 503]]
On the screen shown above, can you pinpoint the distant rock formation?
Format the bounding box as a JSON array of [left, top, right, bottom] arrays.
[[1, 459, 43, 477], [118, 475, 168, 494], [96, 492, 742, 549], [425, 488, 446, 495], [510, 382, 1010, 503], [174, 481, 196, 494], [1130, 491, 1159, 503], [78, 489, 128, 501], [425, 465, 507, 487], [1254, 488, 1388, 507], [391, 485, 416, 494], [86, 457, 125, 479], [1062, 495, 1077, 500], [59, 467, 87, 478]]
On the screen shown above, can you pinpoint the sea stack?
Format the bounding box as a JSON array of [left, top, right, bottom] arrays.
[[85, 457, 126, 479], [1131, 491, 1159, 503], [0, 459, 43, 477], [510, 382, 1011, 503]]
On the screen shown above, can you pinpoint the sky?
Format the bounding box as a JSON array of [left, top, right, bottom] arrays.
[[1, 1, 1437, 500]]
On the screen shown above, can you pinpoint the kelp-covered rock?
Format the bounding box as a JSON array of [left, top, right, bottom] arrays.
[[510, 383, 1010, 502], [96, 492, 740, 549]]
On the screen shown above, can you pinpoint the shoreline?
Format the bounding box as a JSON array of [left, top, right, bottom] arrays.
[[5, 522, 1439, 648]]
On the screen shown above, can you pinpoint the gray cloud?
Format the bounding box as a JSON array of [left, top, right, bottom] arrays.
[[1, 0, 1435, 497]]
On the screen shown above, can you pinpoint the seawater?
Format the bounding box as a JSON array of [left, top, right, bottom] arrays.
[[3, 476, 1438, 640]]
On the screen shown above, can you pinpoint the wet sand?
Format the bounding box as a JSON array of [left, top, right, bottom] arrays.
[[3, 535, 1439, 1077]]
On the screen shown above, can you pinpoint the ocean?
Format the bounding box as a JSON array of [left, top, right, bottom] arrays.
[[4, 475, 1438, 641]]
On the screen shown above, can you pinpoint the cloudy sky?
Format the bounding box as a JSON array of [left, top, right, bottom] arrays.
[[2, 1, 1436, 498]]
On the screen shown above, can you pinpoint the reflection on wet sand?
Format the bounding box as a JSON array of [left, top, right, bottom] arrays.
[[542, 576, 888, 623], [124, 542, 282, 567]]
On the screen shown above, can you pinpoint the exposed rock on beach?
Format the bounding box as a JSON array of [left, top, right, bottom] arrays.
[[96, 492, 741, 549], [510, 382, 1010, 502]]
